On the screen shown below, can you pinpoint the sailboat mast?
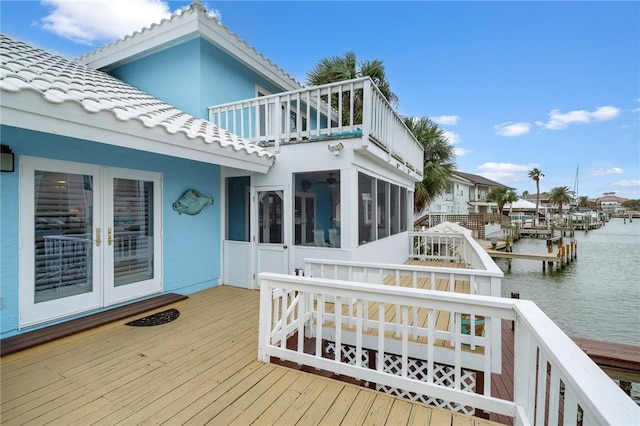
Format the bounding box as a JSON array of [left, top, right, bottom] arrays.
[[574, 165, 579, 200]]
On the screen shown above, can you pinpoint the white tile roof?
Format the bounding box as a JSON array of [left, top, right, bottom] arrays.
[[0, 34, 275, 164]]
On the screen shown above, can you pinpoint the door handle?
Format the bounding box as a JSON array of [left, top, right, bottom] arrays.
[[108, 227, 113, 246], [96, 228, 101, 246], [283, 245, 288, 249]]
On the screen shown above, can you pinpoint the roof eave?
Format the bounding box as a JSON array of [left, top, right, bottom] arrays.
[[1, 91, 274, 174]]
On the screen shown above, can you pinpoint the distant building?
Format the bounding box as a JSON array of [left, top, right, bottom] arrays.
[[455, 172, 511, 214], [417, 171, 509, 220], [593, 193, 627, 215]]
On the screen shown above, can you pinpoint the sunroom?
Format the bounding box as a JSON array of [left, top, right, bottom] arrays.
[[218, 77, 424, 289]]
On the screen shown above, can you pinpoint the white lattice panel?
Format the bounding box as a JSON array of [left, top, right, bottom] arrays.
[[324, 342, 476, 415], [325, 342, 370, 386], [376, 353, 476, 415]]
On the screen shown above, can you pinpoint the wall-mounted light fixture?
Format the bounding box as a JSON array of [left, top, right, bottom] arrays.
[[327, 142, 344, 157], [1, 145, 15, 173]]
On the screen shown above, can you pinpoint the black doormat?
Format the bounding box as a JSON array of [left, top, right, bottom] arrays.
[[125, 308, 180, 327]]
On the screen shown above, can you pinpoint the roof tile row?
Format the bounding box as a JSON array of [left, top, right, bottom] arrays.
[[0, 34, 274, 161]]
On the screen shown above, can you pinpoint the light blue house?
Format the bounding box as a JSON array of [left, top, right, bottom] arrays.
[[0, 2, 422, 337]]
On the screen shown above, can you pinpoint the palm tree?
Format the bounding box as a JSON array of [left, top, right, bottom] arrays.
[[549, 186, 574, 224], [306, 52, 398, 125], [577, 195, 589, 208], [522, 190, 530, 198], [487, 186, 518, 215], [528, 168, 544, 226], [306, 51, 398, 106], [403, 117, 456, 213]]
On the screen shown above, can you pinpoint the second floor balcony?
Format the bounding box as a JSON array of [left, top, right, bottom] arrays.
[[208, 77, 424, 178]]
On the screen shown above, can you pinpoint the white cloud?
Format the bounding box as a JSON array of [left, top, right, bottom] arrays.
[[591, 167, 624, 176], [612, 179, 640, 188], [442, 130, 460, 145], [535, 106, 621, 130], [454, 147, 469, 156], [40, 1, 222, 45], [476, 162, 539, 185], [494, 122, 531, 137], [41, 0, 172, 44], [432, 115, 460, 126]]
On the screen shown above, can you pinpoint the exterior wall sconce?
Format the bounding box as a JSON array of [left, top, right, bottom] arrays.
[[328, 142, 344, 156], [1, 145, 15, 172]]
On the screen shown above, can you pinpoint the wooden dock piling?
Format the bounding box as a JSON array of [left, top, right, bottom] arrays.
[[485, 240, 577, 272]]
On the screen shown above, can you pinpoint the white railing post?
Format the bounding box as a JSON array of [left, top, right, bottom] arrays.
[[361, 78, 372, 146], [274, 97, 282, 152], [513, 316, 535, 426], [257, 278, 273, 362]]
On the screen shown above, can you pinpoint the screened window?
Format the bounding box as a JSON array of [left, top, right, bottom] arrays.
[[390, 184, 400, 235], [358, 173, 375, 244], [358, 173, 410, 245]]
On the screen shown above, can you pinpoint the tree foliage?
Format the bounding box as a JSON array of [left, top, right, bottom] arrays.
[[576, 196, 589, 208], [622, 199, 640, 210], [403, 117, 456, 213], [548, 186, 574, 217], [306, 51, 398, 124], [487, 186, 518, 215]]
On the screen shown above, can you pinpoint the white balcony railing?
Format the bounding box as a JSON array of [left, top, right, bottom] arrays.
[[208, 77, 423, 175], [257, 273, 639, 425]]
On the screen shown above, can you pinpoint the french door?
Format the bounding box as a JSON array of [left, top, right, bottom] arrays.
[[19, 157, 162, 327]]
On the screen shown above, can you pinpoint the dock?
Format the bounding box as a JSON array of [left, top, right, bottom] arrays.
[[519, 228, 554, 239], [480, 239, 577, 272], [572, 337, 640, 392]]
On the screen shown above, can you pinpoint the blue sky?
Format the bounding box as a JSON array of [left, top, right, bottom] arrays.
[[2, 0, 639, 199]]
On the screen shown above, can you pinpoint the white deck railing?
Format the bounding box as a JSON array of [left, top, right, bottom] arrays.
[[409, 231, 466, 263], [257, 273, 639, 425], [302, 257, 503, 373], [303, 258, 502, 297], [409, 229, 502, 274], [208, 77, 423, 175]]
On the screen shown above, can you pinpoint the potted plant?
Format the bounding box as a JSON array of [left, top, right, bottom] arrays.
[[460, 313, 485, 336]]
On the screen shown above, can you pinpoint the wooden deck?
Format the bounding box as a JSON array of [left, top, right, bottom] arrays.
[[0, 293, 188, 356], [1, 285, 502, 426]]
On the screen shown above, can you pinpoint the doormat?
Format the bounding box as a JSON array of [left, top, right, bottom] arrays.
[[125, 309, 180, 327]]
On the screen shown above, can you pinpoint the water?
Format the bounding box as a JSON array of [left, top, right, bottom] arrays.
[[494, 217, 640, 402]]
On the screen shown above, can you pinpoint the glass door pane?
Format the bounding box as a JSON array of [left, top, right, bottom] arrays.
[[34, 171, 94, 303], [113, 178, 154, 287], [304, 196, 315, 244], [258, 190, 283, 244]]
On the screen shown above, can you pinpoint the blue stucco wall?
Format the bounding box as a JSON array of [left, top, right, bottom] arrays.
[[109, 38, 283, 120], [0, 125, 221, 337]]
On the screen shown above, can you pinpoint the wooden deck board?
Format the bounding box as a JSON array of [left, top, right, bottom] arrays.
[[1, 285, 502, 426], [0, 292, 188, 356]]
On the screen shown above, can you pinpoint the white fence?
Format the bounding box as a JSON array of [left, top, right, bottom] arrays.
[[302, 257, 503, 374], [409, 231, 466, 263], [208, 77, 423, 175], [408, 230, 502, 275], [303, 258, 502, 297], [257, 273, 639, 425]]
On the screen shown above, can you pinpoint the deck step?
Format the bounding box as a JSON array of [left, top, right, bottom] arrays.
[[0, 293, 188, 356]]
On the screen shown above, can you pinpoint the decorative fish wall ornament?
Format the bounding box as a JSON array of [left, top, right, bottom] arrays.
[[172, 189, 214, 215]]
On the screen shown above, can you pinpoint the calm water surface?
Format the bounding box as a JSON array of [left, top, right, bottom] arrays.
[[494, 217, 640, 402]]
